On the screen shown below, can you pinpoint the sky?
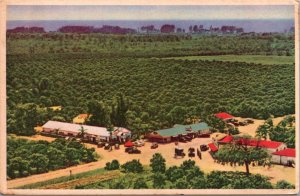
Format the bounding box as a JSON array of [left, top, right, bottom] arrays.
[[7, 5, 294, 21]]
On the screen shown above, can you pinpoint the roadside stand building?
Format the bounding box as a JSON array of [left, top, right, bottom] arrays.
[[147, 122, 211, 143]]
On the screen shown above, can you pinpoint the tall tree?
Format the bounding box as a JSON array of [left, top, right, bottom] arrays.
[[215, 136, 271, 175], [78, 125, 87, 139], [205, 114, 226, 132], [113, 94, 129, 127], [87, 100, 111, 127]]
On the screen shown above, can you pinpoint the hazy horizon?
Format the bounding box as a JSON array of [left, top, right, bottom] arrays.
[[8, 5, 294, 21]]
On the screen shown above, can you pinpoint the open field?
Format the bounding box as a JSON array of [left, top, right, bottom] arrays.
[[8, 115, 295, 189], [162, 55, 294, 65]]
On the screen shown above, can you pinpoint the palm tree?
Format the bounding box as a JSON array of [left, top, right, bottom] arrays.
[[78, 126, 87, 139], [54, 128, 60, 135]]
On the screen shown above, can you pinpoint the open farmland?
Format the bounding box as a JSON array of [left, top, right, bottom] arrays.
[[6, 32, 296, 190], [162, 55, 294, 65]]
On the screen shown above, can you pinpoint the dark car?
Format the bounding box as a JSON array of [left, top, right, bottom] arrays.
[[151, 143, 158, 149], [185, 136, 193, 141], [125, 147, 133, 152], [231, 122, 239, 126], [200, 144, 209, 151], [245, 119, 254, 124], [128, 147, 141, 154], [239, 121, 247, 126], [104, 143, 111, 150], [179, 137, 188, 143], [97, 142, 105, 148]]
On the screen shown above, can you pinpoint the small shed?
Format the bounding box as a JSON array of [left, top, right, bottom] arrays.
[[73, 114, 90, 124], [271, 148, 295, 165]]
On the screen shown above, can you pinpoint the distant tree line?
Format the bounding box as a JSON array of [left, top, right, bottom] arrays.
[[6, 33, 294, 56]]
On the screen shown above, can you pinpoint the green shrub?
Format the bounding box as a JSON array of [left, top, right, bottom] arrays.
[[105, 160, 120, 170], [275, 180, 295, 189], [121, 159, 143, 173]]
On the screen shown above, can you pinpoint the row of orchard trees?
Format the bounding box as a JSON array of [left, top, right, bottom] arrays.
[[7, 33, 294, 56], [7, 137, 98, 179]]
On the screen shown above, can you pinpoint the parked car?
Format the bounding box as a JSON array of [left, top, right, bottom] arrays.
[[179, 137, 188, 143], [128, 147, 141, 154], [97, 142, 105, 148], [125, 147, 133, 152], [245, 118, 254, 124], [185, 136, 193, 141], [134, 140, 145, 147], [239, 121, 247, 126], [174, 147, 185, 158], [151, 143, 158, 149], [200, 144, 209, 151], [198, 133, 210, 138], [104, 143, 110, 150], [231, 122, 239, 126]]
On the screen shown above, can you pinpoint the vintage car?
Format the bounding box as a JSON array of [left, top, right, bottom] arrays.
[[97, 142, 106, 148], [128, 147, 141, 154], [151, 142, 158, 149], [200, 144, 209, 151]]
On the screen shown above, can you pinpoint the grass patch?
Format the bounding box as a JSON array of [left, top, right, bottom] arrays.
[[162, 55, 294, 65], [16, 168, 106, 189]]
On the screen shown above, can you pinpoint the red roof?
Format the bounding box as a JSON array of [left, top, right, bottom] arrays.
[[124, 140, 134, 147], [208, 143, 218, 152], [272, 148, 295, 157], [218, 135, 233, 143], [215, 112, 234, 120], [237, 139, 283, 149]]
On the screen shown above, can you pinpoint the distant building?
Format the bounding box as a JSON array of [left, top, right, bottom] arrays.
[[237, 138, 286, 153], [215, 112, 235, 121], [207, 135, 291, 166], [147, 122, 211, 143], [272, 148, 295, 165], [42, 121, 111, 142], [42, 120, 132, 143], [73, 114, 90, 124], [111, 127, 132, 143]]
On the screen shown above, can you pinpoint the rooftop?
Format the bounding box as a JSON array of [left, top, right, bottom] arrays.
[[42, 120, 110, 137], [272, 148, 295, 157], [218, 135, 233, 143], [208, 143, 218, 152], [155, 122, 211, 137], [238, 139, 283, 149], [215, 112, 234, 120]]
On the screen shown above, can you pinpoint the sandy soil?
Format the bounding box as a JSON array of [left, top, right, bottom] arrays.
[[8, 128, 296, 188]]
